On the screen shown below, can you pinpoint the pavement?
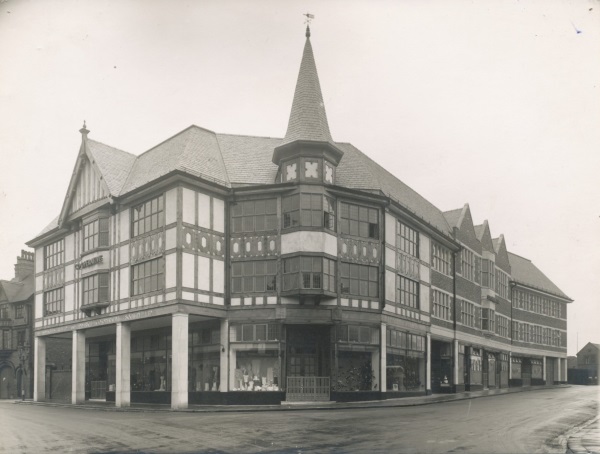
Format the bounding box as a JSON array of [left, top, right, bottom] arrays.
[[14, 384, 600, 453]]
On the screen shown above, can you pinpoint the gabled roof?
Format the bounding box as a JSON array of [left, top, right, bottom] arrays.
[[492, 235, 511, 273], [280, 26, 334, 147], [444, 204, 481, 252], [443, 208, 463, 229], [508, 252, 571, 301], [0, 278, 34, 303], [577, 342, 600, 356], [119, 126, 230, 195], [475, 221, 495, 253], [87, 139, 136, 195]]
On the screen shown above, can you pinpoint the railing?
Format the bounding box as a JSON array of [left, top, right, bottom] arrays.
[[286, 376, 330, 402]]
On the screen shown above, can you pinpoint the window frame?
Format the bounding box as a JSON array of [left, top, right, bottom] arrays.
[[282, 193, 336, 231], [232, 260, 277, 293], [231, 198, 278, 234], [340, 262, 378, 298], [82, 272, 109, 307], [339, 202, 379, 239], [131, 257, 165, 296], [44, 238, 65, 270], [132, 195, 164, 237], [83, 217, 110, 253], [432, 242, 452, 276], [397, 275, 419, 309], [398, 222, 419, 258], [282, 256, 336, 293], [44, 287, 64, 316]]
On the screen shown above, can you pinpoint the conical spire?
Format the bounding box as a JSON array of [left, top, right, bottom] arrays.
[[281, 25, 333, 146]]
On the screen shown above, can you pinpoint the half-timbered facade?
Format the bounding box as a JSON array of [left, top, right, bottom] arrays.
[[27, 26, 571, 408]]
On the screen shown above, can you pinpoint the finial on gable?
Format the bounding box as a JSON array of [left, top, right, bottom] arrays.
[[303, 12, 314, 38], [79, 120, 89, 137]]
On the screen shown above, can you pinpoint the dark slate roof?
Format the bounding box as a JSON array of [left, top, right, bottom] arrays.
[[87, 139, 136, 196], [280, 28, 334, 147], [443, 208, 463, 228], [0, 277, 34, 303], [216, 133, 281, 186], [119, 126, 230, 195], [508, 252, 571, 300]]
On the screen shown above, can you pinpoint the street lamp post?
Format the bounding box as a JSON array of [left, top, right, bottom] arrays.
[[18, 341, 30, 400]]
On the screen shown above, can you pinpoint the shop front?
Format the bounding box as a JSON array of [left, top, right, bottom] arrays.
[[430, 339, 453, 393]]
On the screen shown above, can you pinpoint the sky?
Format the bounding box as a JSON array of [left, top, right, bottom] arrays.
[[0, 0, 598, 355]]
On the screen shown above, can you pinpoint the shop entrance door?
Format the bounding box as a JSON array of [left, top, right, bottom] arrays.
[[286, 325, 330, 401]]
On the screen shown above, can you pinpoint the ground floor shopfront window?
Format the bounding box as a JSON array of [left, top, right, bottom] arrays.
[[332, 324, 380, 392], [131, 330, 171, 392], [229, 323, 283, 391], [189, 322, 220, 392], [86, 339, 115, 399], [386, 329, 425, 392]]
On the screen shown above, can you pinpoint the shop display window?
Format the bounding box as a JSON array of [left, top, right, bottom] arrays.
[[511, 358, 522, 379], [385, 329, 425, 392], [130, 331, 171, 392], [531, 359, 543, 379], [469, 348, 482, 385], [86, 339, 116, 399], [332, 323, 380, 391], [189, 323, 221, 392], [229, 323, 283, 391]]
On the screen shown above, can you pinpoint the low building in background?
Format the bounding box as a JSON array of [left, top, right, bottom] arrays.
[[0, 251, 35, 399], [568, 343, 599, 385], [27, 26, 572, 409]]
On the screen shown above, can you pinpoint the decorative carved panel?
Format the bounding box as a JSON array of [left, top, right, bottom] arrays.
[[181, 226, 225, 258], [43, 268, 64, 290], [130, 231, 165, 264], [397, 251, 420, 281], [338, 238, 380, 264], [230, 234, 279, 258]]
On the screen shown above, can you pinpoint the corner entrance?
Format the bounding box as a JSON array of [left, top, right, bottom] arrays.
[[285, 325, 330, 402]]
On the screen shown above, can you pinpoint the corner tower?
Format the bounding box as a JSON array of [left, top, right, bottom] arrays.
[[273, 25, 343, 184]]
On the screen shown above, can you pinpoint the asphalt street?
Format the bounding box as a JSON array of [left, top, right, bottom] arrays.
[[0, 386, 597, 454]]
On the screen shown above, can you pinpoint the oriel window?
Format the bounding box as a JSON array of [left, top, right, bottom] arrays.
[[83, 218, 109, 252]]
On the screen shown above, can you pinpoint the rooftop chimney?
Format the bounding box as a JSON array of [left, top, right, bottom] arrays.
[[14, 250, 34, 282]]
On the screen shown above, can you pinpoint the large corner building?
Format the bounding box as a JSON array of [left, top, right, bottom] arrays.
[[27, 26, 572, 408]]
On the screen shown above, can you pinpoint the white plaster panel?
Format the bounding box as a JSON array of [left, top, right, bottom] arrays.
[[35, 294, 43, 319], [212, 258, 224, 293], [385, 213, 396, 247], [36, 275, 43, 292], [165, 227, 177, 251], [120, 267, 130, 299], [197, 193, 211, 229], [341, 298, 349, 307], [119, 245, 129, 265], [281, 231, 337, 255], [165, 188, 178, 225], [65, 314, 74, 322], [119, 208, 130, 242], [385, 270, 396, 302], [267, 297, 277, 305], [231, 298, 241, 306], [385, 247, 396, 269], [213, 198, 225, 233], [64, 283, 74, 312], [419, 233, 431, 265], [420, 264, 430, 284], [182, 252, 195, 288], [35, 247, 43, 274], [165, 253, 177, 288], [182, 188, 195, 225], [198, 294, 210, 303], [212, 296, 224, 305], [65, 233, 75, 262], [420, 286, 430, 313], [197, 256, 210, 291], [182, 291, 195, 301], [64, 264, 74, 283]]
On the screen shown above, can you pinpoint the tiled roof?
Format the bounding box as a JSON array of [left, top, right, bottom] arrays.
[[34, 215, 60, 239], [216, 133, 281, 186], [0, 277, 34, 303], [443, 208, 463, 228], [87, 139, 136, 195], [474, 224, 485, 239], [280, 29, 334, 147], [335, 143, 452, 236], [119, 126, 231, 195], [508, 252, 571, 300]]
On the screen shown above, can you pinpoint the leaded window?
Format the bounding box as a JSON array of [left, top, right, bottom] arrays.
[[83, 218, 109, 252], [397, 276, 419, 309], [460, 248, 475, 282], [432, 289, 452, 321], [44, 287, 64, 315], [82, 273, 109, 306], [131, 257, 164, 296], [282, 194, 335, 230], [282, 256, 335, 292], [232, 198, 277, 233], [132, 195, 164, 237], [340, 262, 378, 297], [44, 238, 64, 270], [432, 243, 452, 276], [232, 260, 277, 293], [398, 222, 418, 257], [339, 202, 378, 239]]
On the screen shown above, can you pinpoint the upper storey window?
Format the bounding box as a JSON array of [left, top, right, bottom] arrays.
[[44, 239, 64, 270], [83, 218, 109, 253], [460, 248, 475, 282], [132, 196, 164, 237], [432, 242, 452, 276], [232, 199, 277, 233], [340, 202, 378, 239], [282, 194, 335, 231], [398, 222, 418, 257], [481, 259, 495, 289]]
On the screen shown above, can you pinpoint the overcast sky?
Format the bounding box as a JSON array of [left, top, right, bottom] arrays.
[[1, 0, 598, 355]]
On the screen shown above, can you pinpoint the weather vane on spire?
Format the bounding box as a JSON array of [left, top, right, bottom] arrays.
[[304, 13, 314, 25]]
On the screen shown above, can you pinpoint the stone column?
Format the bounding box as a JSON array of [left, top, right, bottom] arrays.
[[426, 333, 432, 394], [116, 322, 131, 407], [542, 356, 547, 382], [453, 339, 459, 388], [380, 323, 387, 393], [171, 313, 189, 409], [219, 318, 229, 392], [557, 357, 562, 382], [72, 330, 86, 404], [561, 358, 567, 383], [33, 336, 46, 402]]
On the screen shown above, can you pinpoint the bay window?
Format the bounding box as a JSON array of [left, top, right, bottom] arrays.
[[282, 256, 336, 293]]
